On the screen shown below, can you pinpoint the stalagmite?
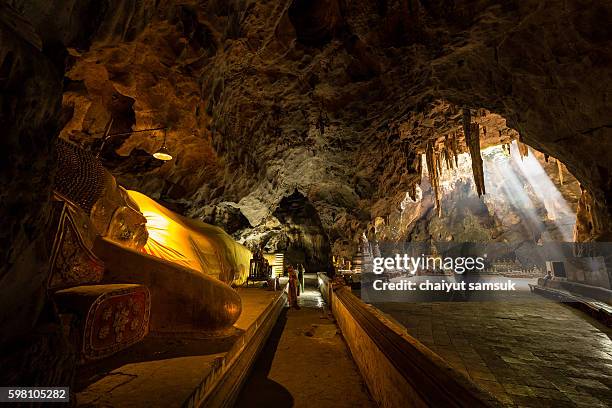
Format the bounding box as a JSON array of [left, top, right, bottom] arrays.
[[425, 142, 441, 215], [462, 109, 486, 196]]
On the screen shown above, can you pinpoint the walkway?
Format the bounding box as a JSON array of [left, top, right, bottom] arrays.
[[376, 295, 612, 407], [235, 274, 374, 407]]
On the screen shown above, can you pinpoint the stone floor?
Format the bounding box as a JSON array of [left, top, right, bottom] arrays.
[[375, 295, 612, 407], [235, 274, 374, 407]]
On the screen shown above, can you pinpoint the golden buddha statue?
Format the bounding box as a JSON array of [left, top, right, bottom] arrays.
[[49, 139, 249, 359]]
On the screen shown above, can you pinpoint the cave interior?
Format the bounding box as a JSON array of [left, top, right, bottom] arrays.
[[1, 0, 612, 406]]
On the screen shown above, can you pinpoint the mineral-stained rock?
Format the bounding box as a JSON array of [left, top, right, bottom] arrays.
[[30, 0, 609, 253], [0, 3, 72, 388], [195, 202, 252, 236]]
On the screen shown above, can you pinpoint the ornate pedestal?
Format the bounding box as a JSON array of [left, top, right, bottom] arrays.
[[54, 284, 150, 361]]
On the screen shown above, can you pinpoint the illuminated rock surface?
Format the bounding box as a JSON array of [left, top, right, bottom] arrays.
[[6, 0, 609, 258]]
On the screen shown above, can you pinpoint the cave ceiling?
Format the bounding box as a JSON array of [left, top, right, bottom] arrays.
[[11, 0, 611, 251]]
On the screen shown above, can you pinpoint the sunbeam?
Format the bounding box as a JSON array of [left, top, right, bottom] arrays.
[[412, 141, 577, 243], [508, 142, 576, 241]]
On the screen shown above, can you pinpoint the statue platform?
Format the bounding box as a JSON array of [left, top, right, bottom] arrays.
[[75, 286, 286, 407]]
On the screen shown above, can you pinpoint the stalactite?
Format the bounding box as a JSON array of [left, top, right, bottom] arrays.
[[441, 149, 448, 170], [462, 108, 485, 196], [443, 134, 455, 170], [462, 108, 471, 142], [407, 154, 421, 176], [408, 183, 417, 201], [557, 159, 564, 185], [470, 123, 486, 196], [451, 132, 459, 167], [425, 142, 441, 216], [517, 140, 529, 159]]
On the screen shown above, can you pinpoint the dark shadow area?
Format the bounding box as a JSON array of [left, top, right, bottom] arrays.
[[273, 190, 334, 274], [234, 307, 294, 408], [75, 328, 244, 392]]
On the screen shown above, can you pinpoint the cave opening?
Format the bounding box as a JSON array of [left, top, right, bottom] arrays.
[[357, 106, 588, 290], [389, 141, 582, 245], [272, 190, 334, 275]]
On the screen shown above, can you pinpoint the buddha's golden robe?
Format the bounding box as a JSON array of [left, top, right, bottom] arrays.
[[127, 190, 251, 286]]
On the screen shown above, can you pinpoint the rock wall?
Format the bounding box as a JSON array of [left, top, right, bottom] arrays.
[[0, 4, 77, 387], [0, 0, 158, 387], [38, 0, 611, 249], [270, 191, 334, 273]]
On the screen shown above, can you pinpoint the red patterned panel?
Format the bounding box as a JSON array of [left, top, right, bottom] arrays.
[[83, 286, 151, 360]]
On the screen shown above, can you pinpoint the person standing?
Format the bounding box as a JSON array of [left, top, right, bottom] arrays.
[[288, 265, 300, 309], [298, 263, 305, 292], [543, 270, 553, 286]]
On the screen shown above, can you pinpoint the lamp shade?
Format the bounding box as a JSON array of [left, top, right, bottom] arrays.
[[153, 145, 172, 161]]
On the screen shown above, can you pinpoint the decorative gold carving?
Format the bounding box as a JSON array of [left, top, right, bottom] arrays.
[[98, 326, 110, 340], [48, 209, 104, 290], [54, 139, 148, 251]]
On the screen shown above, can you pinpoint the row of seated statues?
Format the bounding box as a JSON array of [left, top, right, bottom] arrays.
[[49, 139, 251, 361]]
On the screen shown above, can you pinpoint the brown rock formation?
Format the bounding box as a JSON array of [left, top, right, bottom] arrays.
[[34, 0, 609, 248]]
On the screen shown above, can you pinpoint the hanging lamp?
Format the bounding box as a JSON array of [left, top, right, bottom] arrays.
[[153, 128, 173, 161]]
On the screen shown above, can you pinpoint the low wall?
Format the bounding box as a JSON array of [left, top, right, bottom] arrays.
[[182, 287, 287, 408], [532, 280, 612, 326], [317, 272, 332, 305], [539, 278, 612, 303], [327, 282, 499, 408]]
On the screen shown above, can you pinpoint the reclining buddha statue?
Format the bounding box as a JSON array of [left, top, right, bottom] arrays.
[[49, 139, 250, 360]]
